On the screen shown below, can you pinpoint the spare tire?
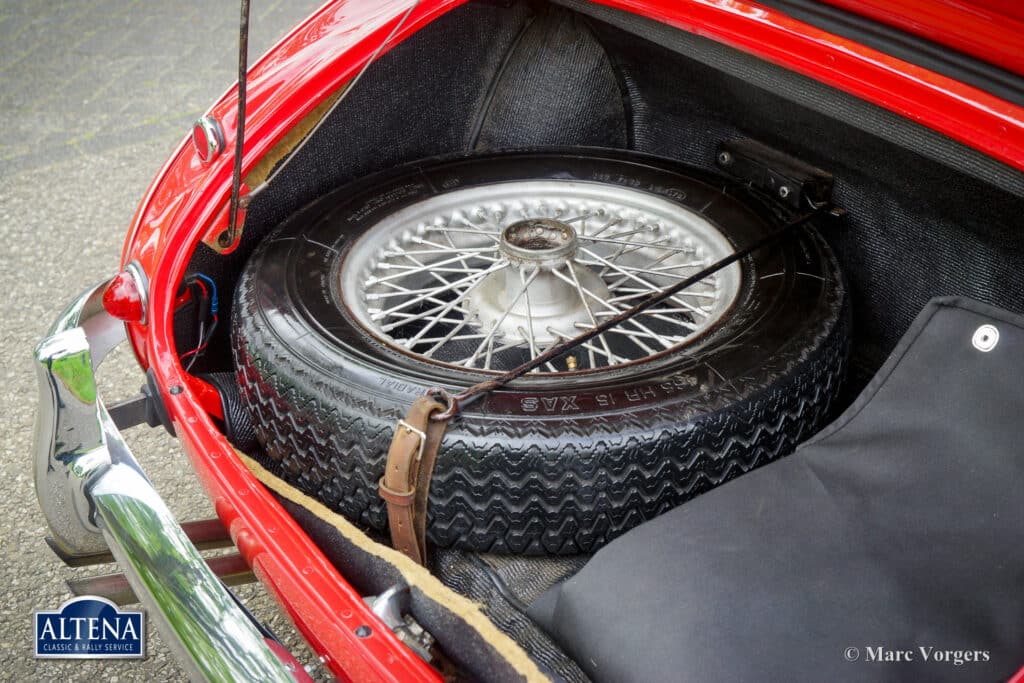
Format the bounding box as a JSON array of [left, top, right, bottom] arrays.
[[232, 150, 849, 555]]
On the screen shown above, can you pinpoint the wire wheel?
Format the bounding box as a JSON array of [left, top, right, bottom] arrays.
[[340, 181, 741, 373]]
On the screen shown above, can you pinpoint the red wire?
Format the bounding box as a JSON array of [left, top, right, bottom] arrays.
[[181, 313, 218, 360]]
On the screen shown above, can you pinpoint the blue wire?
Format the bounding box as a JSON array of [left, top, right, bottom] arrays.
[[193, 273, 219, 315]]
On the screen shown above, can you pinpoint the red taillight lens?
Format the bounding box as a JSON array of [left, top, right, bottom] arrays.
[[192, 116, 224, 164], [103, 270, 146, 323]]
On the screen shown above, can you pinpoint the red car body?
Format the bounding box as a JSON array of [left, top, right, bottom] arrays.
[[99, 0, 1024, 679]]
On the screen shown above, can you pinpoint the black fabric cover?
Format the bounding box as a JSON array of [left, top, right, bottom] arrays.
[[531, 297, 1024, 682]]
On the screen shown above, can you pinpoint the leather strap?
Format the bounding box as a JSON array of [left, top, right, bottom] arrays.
[[379, 396, 447, 565]]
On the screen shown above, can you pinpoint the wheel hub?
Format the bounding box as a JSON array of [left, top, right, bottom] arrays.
[[499, 218, 578, 265], [470, 219, 610, 345]]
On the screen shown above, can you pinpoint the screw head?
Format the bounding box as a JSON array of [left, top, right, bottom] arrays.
[[778, 185, 791, 199], [355, 625, 372, 638]]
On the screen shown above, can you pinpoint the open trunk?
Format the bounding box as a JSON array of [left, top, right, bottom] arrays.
[[190, 0, 1024, 392], [172, 1, 1024, 679]]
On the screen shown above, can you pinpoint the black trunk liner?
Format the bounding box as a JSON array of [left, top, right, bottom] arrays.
[[531, 297, 1024, 682]]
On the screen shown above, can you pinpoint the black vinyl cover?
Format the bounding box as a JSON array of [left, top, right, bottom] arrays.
[[531, 297, 1024, 682]]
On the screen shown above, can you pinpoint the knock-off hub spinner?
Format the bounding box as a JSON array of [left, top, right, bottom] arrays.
[[470, 218, 610, 345], [499, 219, 579, 267]]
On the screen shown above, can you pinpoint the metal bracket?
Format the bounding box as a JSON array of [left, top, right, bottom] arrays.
[[365, 584, 436, 663], [716, 138, 834, 210], [47, 517, 234, 567], [67, 552, 255, 605], [105, 370, 176, 435]]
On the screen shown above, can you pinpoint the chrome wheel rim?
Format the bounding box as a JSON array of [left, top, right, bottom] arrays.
[[339, 180, 742, 374]]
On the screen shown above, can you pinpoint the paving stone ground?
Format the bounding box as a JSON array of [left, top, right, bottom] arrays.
[[1, 2, 325, 680]]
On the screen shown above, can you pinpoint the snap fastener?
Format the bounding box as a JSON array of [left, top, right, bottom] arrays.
[[972, 324, 999, 352]]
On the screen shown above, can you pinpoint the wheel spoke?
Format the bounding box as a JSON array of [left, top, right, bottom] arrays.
[[588, 216, 623, 239], [520, 269, 540, 363], [380, 304, 465, 332], [609, 289, 716, 302], [546, 327, 628, 365], [565, 262, 602, 369], [401, 269, 500, 345], [575, 260, 705, 280], [580, 247, 709, 319], [422, 318, 476, 356], [368, 252, 488, 285], [383, 265, 487, 278], [425, 226, 500, 240], [593, 308, 698, 331], [463, 268, 540, 367], [578, 234, 697, 253], [586, 225, 660, 242], [452, 339, 523, 367], [371, 262, 507, 311], [574, 322, 684, 345], [381, 248, 465, 295], [410, 235, 498, 252], [371, 267, 474, 323], [519, 327, 559, 373], [562, 212, 593, 226], [382, 245, 499, 259], [604, 245, 692, 290], [595, 236, 676, 278], [646, 261, 708, 272], [405, 332, 487, 346], [483, 332, 497, 370], [549, 268, 669, 351], [384, 311, 465, 329]]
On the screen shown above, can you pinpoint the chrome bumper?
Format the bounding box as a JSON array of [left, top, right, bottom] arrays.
[[33, 279, 294, 682]]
